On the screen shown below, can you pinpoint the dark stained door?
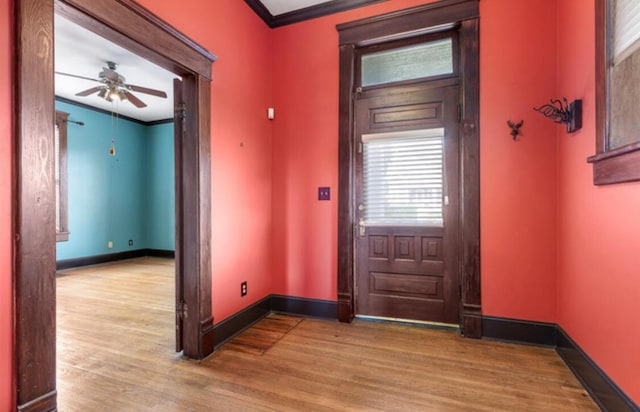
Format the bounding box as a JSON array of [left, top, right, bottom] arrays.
[[355, 84, 460, 324]]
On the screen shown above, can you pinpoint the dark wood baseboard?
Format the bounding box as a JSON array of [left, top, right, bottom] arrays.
[[271, 294, 338, 319], [482, 316, 556, 346], [56, 249, 147, 269], [213, 295, 338, 350], [198, 316, 215, 359], [56, 249, 175, 269], [556, 327, 639, 412], [146, 249, 176, 258], [17, 389, 57, 412], [483, 316, 638, 411], [213, 296, 272, 349]]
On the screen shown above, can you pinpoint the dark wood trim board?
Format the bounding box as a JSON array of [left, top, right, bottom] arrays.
[[271, 294, 338, 319], [556, 327, 639, 412], [56, 249, 176, 270], [213, 295, 338, 350], [213, 296, 272, 350], [483, 316, 638, 412], [146, 249, 176, 258], [482, 316, 556, 346], [244, 0, 387, 28]]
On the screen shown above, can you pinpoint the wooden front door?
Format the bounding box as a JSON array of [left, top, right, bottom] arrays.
[[354, 83, 460, 324]]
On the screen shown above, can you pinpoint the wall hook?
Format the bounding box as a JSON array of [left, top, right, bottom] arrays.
[[533, 97, 582, 133], [507, 120, 524, 140]]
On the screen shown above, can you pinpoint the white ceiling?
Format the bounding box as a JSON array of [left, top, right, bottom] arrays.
[[260, 0, 333, 16], [55, 14, 177, 123]]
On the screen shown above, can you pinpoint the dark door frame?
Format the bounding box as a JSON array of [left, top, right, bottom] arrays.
[[336, 0, 481, 337], [13, 0, 216, 410]]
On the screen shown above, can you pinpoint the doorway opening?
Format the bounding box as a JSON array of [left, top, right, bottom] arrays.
[[13, 0, 216, 410], [336, 0, 481, 336]]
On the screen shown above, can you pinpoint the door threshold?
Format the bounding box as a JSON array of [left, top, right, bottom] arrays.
[[355, 315, 459, 331]]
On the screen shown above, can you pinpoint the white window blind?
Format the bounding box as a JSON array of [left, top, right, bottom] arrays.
[[363, 128, 444, 226], [613, 0, 640, 65]]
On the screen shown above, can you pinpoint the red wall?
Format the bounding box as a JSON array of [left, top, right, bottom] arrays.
[[135, 0, 275, 322], [479, 0, 558, 322], [556, 0, 640, 404], [271, 0, 559, 322], [0, 0, 12, 409], [270, 0, 437, 299]]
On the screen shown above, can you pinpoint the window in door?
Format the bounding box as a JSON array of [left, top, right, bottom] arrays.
[[363, 128, 444, 226]]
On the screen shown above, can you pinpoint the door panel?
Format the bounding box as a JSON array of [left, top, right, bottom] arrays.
[[355, 84, 460, 324]]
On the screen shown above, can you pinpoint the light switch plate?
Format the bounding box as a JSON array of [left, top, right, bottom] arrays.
[[318, 187, 330, 201]]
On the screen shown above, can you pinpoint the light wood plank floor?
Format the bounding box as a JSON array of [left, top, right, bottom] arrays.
[[57, 257, 597, 411]]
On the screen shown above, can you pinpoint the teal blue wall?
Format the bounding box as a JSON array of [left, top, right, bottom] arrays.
[[146, 123, 175, 251], [55, 100, 175, 261]]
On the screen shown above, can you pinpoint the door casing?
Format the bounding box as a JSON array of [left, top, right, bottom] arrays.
[[336, 0, 481, 336], [12, 0, 216, 410]]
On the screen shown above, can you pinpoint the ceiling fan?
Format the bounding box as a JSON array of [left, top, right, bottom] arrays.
[[55, 61, 167, 108]]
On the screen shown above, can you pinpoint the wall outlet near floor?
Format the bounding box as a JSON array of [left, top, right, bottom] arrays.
[[129, 239, 134, 246], [107, 241, 113, 249], [241, 281, 248, 297]]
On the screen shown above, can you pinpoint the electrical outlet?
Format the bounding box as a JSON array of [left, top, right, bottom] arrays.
[[318, 187, 330, 201], [129, 239, 133, 246], [107, 241, 113, 249], [241, 281, 247, 297]]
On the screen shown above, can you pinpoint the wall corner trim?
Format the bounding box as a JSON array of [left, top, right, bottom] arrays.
[[482, 316, 639, 412]]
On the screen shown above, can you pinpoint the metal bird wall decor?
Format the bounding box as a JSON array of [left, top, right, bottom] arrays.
[[533, 97, 582, 133]]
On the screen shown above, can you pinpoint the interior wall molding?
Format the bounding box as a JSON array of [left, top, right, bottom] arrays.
[[213, 295, 339, 349], [55, 96, 174, 126], [244, 0, 387, 28], [482, 316, 556, 346], [483, 316, 639, 412], [56, 249, 176, 270]]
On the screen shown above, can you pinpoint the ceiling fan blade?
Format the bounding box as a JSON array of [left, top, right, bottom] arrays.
[[124, 91, 147, 108], [55, 71, 101, 83], [75, 86, 103, 97], [127, 84, 167, 98]]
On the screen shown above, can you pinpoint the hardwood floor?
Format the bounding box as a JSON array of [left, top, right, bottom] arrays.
[[57, 258, 597, 411]]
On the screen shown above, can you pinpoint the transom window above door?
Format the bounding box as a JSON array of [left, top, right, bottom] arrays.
[[358, 35, 456, 88]]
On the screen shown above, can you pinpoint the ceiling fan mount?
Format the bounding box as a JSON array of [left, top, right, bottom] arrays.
[[56, 61, 168, 108]]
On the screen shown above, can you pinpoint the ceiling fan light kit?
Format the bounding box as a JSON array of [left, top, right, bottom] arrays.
[[56, 61, 167, 109]]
